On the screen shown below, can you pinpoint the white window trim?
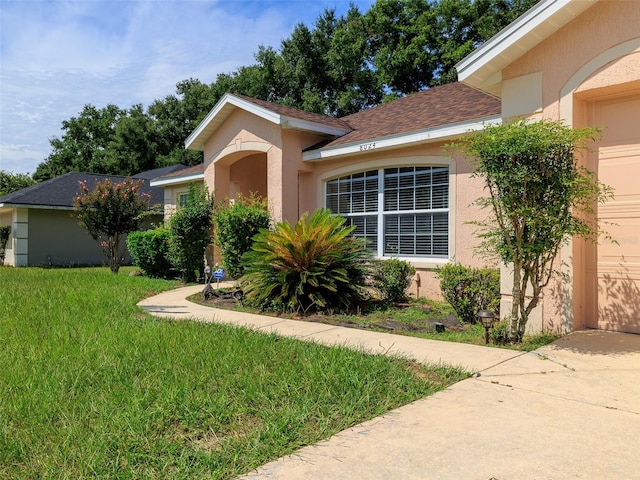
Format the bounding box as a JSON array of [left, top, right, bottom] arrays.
[[318, 156, 456, 268]]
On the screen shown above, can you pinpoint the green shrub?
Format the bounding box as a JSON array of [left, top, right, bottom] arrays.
[[370, 258, 416, 303], [213, 194, 271, 279], [436, 263, 500, 323], [168, 184, 215, 283], [239, 209, 372, 314], [490, 319, 510, 345], [127, 227, 173, 278]]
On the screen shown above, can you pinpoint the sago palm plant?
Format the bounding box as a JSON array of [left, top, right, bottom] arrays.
[[239, 209, 371, 314]]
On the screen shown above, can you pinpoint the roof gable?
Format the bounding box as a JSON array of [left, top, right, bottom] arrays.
[[185, 93, 352, 151], [456, 0, 598, 96]]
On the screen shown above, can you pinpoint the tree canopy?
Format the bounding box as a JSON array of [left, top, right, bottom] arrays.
[[0, 170, 36, 196], [33, 0, 539, 181]]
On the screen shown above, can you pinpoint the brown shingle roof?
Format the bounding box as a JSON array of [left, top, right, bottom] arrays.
[[326, 82, 500, 148], [155, 163, 204, 180], [234, 94, 352, 131]]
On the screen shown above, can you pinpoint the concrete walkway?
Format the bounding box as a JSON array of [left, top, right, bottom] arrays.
[[138, 285, 640, 479]]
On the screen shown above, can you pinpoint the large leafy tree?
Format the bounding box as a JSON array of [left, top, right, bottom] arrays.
[[74, 178, 150, 273], [35, 104, 124, 181], [0, 171, 35, 196], [365, 0, 540, 91], [451, 120, 613, 341]]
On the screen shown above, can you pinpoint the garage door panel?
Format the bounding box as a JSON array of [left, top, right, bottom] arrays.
[[588, 94, 640, 333], [598, 145, 640, 204]]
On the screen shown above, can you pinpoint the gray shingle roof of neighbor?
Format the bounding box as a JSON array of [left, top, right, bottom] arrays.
[[0, 165, 187, 209]]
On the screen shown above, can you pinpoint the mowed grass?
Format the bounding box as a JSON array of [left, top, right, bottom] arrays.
[[0, 267, 467, 479]]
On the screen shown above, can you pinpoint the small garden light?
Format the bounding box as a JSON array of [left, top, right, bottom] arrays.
[[476, 310, 496, 345]]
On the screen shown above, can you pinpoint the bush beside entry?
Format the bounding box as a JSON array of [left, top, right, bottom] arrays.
[[212, 195, 271, 279], [370, 258, 416, 303], [127, 227, 173, 278], [167, 184, 214, 283], [437, 263, 500, 324]]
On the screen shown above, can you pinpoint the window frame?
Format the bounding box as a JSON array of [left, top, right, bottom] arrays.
[[320, 157, 456, 268], [178, 192, 190, 209]]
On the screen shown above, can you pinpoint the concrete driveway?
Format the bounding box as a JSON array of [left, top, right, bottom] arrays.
[[139, 286, 640, 479]]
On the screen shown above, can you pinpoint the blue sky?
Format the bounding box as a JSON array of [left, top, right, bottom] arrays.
[[0, 0, 374, 175]]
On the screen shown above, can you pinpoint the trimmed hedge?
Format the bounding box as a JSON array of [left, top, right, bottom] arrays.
[[437, 263, 500, 323], [370, 258, 416, 303], [213, 195, 271, 279], [126, 227, 173, 278]]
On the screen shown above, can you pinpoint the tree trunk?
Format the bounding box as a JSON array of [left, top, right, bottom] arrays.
[[510, 263, 522, 341]]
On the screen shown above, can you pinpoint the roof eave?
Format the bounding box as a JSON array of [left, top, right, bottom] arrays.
[[303, 115, 502, 162], [150, 173, 205, 187], [456, 0, 598, 96], [0, 203, 76, 211]]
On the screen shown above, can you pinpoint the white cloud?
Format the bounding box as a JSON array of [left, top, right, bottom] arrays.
[[0, 0, 373, 175]]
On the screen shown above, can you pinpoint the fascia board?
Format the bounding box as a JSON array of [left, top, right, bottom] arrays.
[[282, 117, 351, 137], [0, 203, 75, 211], [186, 93, 350, 151], [185, 93, 233, 150], [150, 173, 205, 187], [303, 116, 502, 162]]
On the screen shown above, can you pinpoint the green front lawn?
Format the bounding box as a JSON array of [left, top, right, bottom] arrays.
[[0, 267, 467, 479]]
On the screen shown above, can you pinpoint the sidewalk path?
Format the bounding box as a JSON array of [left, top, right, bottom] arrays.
[[138, 285, 640, 480]]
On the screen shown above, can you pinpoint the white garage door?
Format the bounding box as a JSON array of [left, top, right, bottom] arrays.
[[586, 94, 640, 333]]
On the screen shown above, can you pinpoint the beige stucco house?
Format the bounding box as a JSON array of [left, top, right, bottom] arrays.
[[168, 0, 638, 335]]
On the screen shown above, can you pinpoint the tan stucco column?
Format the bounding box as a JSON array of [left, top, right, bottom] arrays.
[[266, 145, 286, 223]]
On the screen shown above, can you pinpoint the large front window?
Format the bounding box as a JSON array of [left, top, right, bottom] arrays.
[[325, 166, 449, 258]]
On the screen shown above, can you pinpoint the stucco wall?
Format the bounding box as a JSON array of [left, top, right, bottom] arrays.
[[302, 140, 491, 301], [27, 209, 105, 266], [22, 208, 160, 267], [162, 181, 205, 219]]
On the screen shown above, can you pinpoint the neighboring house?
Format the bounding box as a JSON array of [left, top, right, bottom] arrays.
[[162, 0, 637, 335], [0, 165, 186, 267]]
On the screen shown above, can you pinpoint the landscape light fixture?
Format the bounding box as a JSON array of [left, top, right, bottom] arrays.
[[476, 310, 496, 345]]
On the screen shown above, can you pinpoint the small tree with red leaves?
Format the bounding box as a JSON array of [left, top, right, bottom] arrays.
[[74, 178, 150, 273]]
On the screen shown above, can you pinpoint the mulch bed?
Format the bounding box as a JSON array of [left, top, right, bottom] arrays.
[[194, 286, 462, 335]]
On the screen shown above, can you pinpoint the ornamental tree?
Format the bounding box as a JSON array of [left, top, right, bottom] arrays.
[[74, 178, 150, 273], [451, 119, 613, 342]]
